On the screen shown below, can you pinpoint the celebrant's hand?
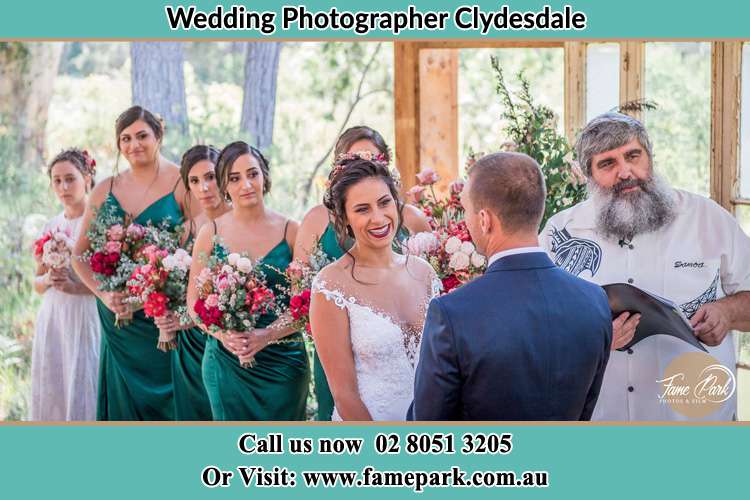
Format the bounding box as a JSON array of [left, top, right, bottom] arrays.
[[612, 312, 640, 350], [154, 311, 181, 334], [228, 329, 271, 358], [690, 302, 731, 346], [101, 290, 131, 316]]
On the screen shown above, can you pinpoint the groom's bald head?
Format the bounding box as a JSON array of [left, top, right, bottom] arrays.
[[465, 152, 546, 234]]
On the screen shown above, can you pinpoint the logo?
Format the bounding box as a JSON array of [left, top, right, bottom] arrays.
[[548, 226, 602, 277], [674, 261, 705, 268], [656, 352, 736, 418]]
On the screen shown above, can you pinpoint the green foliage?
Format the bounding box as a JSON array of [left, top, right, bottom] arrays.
[[490, 56, 587, 229]]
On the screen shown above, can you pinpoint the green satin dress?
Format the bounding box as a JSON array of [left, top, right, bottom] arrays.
[[202, 235, 310, 421], [313, 222, 410, 421], [171, 237, 213, 421], [96, 191, 182, 421]]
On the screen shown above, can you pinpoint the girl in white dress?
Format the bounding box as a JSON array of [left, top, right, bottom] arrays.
[[31, 148, 101, 421], [310, 154, 440, 421]]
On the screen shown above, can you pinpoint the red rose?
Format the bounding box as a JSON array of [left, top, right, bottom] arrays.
[[144, 292, 168, 318], [441, 274, 461, 293]]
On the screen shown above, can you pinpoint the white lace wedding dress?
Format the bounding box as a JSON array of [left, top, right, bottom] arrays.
[[30, 212, 101, 421], [312, 266, 441, 421]]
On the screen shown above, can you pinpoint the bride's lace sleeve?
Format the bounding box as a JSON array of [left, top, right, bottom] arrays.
[[311, 274, 353, 311]]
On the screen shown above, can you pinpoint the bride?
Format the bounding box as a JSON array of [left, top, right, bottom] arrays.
[[310, 154, 440, 421]]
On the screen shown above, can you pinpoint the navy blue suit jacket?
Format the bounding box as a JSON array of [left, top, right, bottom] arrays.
[[409, 252, 612, 421]]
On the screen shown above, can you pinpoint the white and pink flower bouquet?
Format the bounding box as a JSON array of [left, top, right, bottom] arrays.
[[193, 252, 279, 368], [404, 165, 486, 293], [33, 228, 74, 269], [126, 246, 192, 351]]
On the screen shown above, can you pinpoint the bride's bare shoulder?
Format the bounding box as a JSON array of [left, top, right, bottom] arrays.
[[404, 254, 436, 280]]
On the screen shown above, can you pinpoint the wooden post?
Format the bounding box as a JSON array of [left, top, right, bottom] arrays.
[[619, 41, 645, 119], [564, 42, 587, 144], [710, 42, 742, 213], [394, 42, 421, 191], [418, 48, 459, 193]]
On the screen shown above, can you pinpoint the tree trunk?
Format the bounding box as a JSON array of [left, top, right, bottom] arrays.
[[0, 42, 64, 165], [240, 43, 282, 150], [130, 42, 189, 135]]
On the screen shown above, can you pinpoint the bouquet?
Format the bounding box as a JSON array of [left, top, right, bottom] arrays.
[[193, 251, 279, 368], [34, 228, 74, 269], [126, 246, 192, 351], [405, 167, 486, 293], [282, 238, 334, 335], [85, 203, 181, 326]]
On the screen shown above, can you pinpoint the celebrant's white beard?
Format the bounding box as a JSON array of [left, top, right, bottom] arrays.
[[588, 173, 677, 241]]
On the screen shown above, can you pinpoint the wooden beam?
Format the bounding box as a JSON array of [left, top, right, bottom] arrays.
[[416, 40, 563, 50], [564, 42, 587, 144], [619, 41, 645, 119], [419, 48, 459, 193], [394, 42, 421, 190], [710, 41, 742, 212]]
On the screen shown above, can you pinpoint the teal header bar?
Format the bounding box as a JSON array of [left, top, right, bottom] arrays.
[[0, 424, 746, 499], [2, 1, 749, 39]]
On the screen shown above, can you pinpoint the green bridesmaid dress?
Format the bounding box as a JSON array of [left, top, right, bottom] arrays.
[[96, 185, 183, 421], [202, 222, 310, 421], [172, 236, 212, 421], [313, 222, 410, 421]]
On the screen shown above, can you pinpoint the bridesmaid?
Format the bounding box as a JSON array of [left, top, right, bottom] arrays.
[[73, 106, 187, 421], [154, 145, 229, 420], [31, 148, 101, 421], [293, 125, 430, 421], [188, 141, 309, 421]]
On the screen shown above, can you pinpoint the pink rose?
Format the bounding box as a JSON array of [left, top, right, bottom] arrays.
[[449, 179, 465, 195], [406, 185, 426, 203], [205, 294, 220, 308], [416, 168, 440, 186], [107, 224, 124, 241], [104, 241, 122, 253], [126, 223, 145, 241]]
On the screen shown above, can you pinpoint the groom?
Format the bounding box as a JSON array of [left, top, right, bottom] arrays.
[[409, 152, 612, 420]]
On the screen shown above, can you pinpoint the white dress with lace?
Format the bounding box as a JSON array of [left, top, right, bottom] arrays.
[[312, 270, 441, 421], [30, 212, 101, 421]]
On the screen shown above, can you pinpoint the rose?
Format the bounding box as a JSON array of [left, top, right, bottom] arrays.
[[460, 241, 475, 255], [126, 223, 145, 241], [33, 233, 52, 258], [444, 236, 462, 255], [227, 253, 241, 267], [405, 232, 439, 256], [441, 274, 461, 293], [470, 252, 486, 268], [144, 292, 169, 317], [91, 251, 119, 276], [416, 168, 440, 186], [205, 294, 220, 308], [406, 185, 426, 203], [449, 251, 470, 271], [162, 255, 177, 271], [449, 180, 465, 195], [194, 299, 223, 328], [44, 252, 68, 269], [104, 240, 122, 254], [107, 224, 124, 241], [236, 257, 253, 274]]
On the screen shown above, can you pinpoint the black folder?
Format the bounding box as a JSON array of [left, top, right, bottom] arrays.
[[602, 283, 707, 352]]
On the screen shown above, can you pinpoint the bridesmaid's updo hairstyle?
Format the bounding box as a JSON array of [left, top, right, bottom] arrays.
[[333, 126, 391, 164], [113, 105, 165, 173], [323, 155, 404, 255], [47, 148, 97, 190], [215, 141, 271, 200]]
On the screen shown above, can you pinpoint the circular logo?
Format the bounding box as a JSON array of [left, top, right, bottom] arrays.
[[657, 352, 736, 418]]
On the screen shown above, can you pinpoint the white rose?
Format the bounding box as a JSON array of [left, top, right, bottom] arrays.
[[221, 264, 234, 275], [444, 236, 463, 255], [162, 255, 178, 271], [470, 252, 486, 268], [460, 241, 475, 255], [174, 248, 189, 261], [236, 257, 253, 274], [227, 253, 241, 266], [449, 251, 470, 271], [44, 252, 67, 269]]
